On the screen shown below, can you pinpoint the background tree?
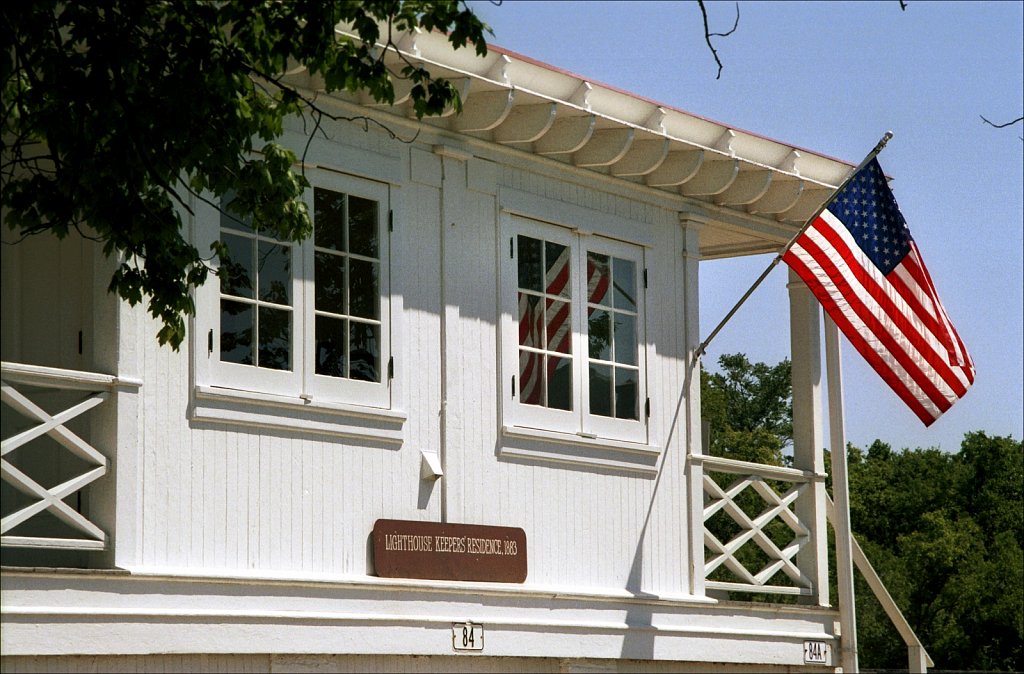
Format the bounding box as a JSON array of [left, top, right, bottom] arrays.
[[1, 1, 488, 347], [701, 353, 792, 466], [844, 433, 1023, 670]]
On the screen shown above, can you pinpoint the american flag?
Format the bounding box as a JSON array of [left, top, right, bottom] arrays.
[[782, 158, 974, 426], [518, 244, 610, 406]]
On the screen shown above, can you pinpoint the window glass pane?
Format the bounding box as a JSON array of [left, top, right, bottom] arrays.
[[547, 355, 572, 411], [220, 191, 253, 233], [220, 233, 254, 298], [348, 195, 378, 258], [349, 259, 379, 319], [589, 363, 613, 417], [315, 251, 345, 315], [220, 300, 253, 365], [314, 187, 345, 251], [350, 322, 380, 382], [258, 307, 291, 370], [587, 252, 611, 306], [588, 309, 611, 360], [614, 313, 637, 366], [517, 235, 543, 292], [545, 241, 570, 298], [518, 293, 542, 349], [615, 368, 638, 420], [546, 299, 571, 354], [258, 241, 291, 306], [613, 257, 637, 311], [315, 315, 346, 378], [519, 350, 544, 406]]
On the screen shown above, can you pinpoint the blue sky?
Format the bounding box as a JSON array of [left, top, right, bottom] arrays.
[[467, 0, 1024, 452]]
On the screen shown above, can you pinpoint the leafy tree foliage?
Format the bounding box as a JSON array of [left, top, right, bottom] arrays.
[[1, 0, 488, 347], [845, 433, 1023, 671], [701, 353, 792, 465]]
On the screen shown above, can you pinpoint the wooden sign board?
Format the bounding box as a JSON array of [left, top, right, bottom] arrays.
[[372, 519, 527, 583]]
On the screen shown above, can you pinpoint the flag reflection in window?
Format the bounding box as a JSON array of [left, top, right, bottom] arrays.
[[517, 235, 572, 410], [587, 253, 638, 420]]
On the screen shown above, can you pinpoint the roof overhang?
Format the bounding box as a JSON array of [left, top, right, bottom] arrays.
[[287, 26, 856, 259]]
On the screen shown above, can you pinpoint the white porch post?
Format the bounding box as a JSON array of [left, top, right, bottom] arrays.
[[680, 213, 706, 597], [89, 250, 143, 569], [826, 317, 859, 671], [788, 269, 829, 606]]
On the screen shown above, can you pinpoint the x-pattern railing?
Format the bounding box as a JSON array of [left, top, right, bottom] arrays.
[[1, 363, 112, 550], [701, 456, 814, 596]]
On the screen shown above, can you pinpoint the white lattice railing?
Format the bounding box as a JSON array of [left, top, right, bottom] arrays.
[[701, 455, 816, 597], [1, 362, 120, 550]]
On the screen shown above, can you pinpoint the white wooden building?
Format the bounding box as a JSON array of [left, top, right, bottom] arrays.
[[1, 28, 930, 673]]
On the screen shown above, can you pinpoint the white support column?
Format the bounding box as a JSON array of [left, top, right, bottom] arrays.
[[434, 144, 471, 524], [788, 269, 829, 606], [88, 248, 143, 569], [680, 213, 706, 597], [826, 317, 858, 672]]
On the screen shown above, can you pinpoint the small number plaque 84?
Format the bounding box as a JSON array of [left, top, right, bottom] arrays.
[[452, 622, 484, 651]]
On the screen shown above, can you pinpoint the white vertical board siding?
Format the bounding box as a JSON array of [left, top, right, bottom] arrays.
[[438, 154, 501, 526], [399, 176, 444, 519]]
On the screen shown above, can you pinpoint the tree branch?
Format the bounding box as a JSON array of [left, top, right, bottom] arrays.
[[980, 114, 1024, 128], [697, 0, 740, 80]]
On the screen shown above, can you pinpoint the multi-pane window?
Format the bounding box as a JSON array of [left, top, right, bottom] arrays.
[[585, 251, 639, 421], [198, 172, 390, 407], [312, 188, 382, 383], [505, 217, 646, 443], [219, 196, 294, 371]]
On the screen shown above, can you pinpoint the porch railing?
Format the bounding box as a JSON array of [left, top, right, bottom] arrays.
[[700, 454, 816, 597], [1, 362, 124, 551], [695, 451, 934, 671]]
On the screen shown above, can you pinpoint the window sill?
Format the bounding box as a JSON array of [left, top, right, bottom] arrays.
[[499, 425, 660, 476], [191, 385, 406, 445]]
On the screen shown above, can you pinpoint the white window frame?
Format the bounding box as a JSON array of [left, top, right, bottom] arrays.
[[500, 213, 648, 445], [194, 169, 391, 410]]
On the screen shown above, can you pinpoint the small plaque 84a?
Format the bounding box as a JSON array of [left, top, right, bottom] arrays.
[[803, 640, 830, 664], [453, 622, 483, 651]]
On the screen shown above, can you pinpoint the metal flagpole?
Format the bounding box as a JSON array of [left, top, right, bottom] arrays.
[[693, 131, 893, 362], [826, 315, 858, 672]]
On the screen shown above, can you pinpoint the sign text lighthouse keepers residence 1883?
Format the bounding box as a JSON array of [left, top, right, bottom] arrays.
[[372, 519, 528, 583]]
